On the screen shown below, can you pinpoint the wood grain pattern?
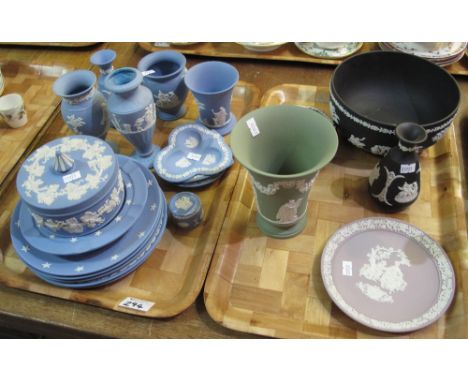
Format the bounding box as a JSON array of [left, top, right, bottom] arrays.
[[204, 84, 468, 338], [138, 42, 468, 77], [0, 61, 67, 196], [0, 81, 260, 318]]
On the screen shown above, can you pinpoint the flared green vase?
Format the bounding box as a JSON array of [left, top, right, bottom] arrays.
[[231, 105, 338, 238]]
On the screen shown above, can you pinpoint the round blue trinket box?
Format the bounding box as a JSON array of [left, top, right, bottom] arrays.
[[16, 136, 123, 237], [168, 192, 203, 229]]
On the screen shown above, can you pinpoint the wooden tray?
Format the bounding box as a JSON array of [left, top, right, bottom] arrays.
[[0, 60, 67, 196], [0, 42, 100, 48], [0, 81, 260, 318], [138, 42, 468, 77], [204, 84, 468, 338]]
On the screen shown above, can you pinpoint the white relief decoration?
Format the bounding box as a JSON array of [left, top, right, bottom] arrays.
[[110, 104, 156, 133], [175, 196, 193, 211], [211, 107, 228, 127], [276, 198, 303, 224], [370, 145, 391, 156], [432, 127, 450, 143], [155, 124, 233, 181], [65, 114, 86, 133], [21, 138, 114, 206], [30, 172, 123, 234], [202, 107, 231, 128], [177, 221, 190, 228], [356, 245, 410, 303], [398, 142, 423, 152], [252, 174, 318, 196], [202, 154, 216, 165], [154, 90, 180, 109], [175, 157, 192, 168], [185, 137, 199, 148], [348, 134, 366, 149], [368, 164, 380, 186], [394, 182, 419, 204], [371, 166, 404, 206], [329, 101, 340, 124], [330, 92, 454, 136], [321, 217, 455, 331]]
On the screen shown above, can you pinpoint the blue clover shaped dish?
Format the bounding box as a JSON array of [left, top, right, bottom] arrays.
[[154, 123, 233, 183]]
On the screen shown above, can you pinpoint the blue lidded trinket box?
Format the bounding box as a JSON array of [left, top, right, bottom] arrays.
[[168, 192, 203, 229], [16, 136, 123, 237]]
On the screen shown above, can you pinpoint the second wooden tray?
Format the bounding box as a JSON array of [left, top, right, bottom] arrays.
[[204, 84, 468, 338], [138, 42, 468, 77], [0, 81, 259, 318]]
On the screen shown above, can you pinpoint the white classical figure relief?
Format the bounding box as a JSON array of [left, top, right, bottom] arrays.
[[356, 245, 411, 303], [202, 154, 216, 165], [371, 166, 404, 206], [211, 107, 228, 127], [394, 182, 418, 203], [348, 134, 366, 149], [276, 198, 303, 224], [155, 90, 180, 108], [66, 114, 86, 133], [185, 137, 199, 149], [370, 145, 391, 156], [175, 196, 193, 211], [175, 157, 192, 168]]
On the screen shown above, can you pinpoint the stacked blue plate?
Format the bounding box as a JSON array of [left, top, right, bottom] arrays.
[[10, 136, 167, 289], [154, 124, 233, 188]]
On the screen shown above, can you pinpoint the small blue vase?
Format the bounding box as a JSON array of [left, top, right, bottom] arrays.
[[137, 50, 188, 121], [105, 67, 159, 169], [53, 70, 109, 139], [185, 61, 239, 136], [90, 49, 117, 100]]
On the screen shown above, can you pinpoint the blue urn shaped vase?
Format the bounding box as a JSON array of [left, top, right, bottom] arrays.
[[90, 49, 117, 100], [53, 70, 109, 139], [105, 67, 159, 169], [137, 50, 188, 121]]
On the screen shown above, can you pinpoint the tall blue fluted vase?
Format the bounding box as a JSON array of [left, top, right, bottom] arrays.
[[105, 67, 159, 169]]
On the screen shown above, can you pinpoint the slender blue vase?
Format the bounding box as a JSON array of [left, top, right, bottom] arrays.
[[105, 67, 159, 169], [90, 49, 117, 100], [185, 61, 239, 136], [137, 50, 188, 121], [53, 70, 109, 139]]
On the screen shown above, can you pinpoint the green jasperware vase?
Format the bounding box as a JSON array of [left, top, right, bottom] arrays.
[[231, 105, 339, 238]]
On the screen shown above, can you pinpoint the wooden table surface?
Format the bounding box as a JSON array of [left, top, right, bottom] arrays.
[[0, 42, 467, 338]]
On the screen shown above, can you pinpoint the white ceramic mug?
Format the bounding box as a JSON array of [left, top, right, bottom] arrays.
[[315, 42, 347, 50], [0, 93, 28, 128]]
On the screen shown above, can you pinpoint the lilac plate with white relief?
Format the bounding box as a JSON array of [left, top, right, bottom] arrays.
[[321, 217, 455, 333]]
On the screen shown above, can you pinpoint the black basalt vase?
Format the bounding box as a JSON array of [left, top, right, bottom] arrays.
[[368, 122, 427, 212]]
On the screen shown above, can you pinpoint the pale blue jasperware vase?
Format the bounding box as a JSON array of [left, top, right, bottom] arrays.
[[137, 50, 188, 121]]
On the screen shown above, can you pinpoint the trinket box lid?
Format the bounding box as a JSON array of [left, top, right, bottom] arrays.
[[17, 136, 118, 214]]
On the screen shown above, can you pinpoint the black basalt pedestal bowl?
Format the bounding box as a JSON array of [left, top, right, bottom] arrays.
[[329, 51, 460, 155]]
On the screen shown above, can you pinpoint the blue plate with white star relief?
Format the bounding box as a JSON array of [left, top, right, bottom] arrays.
[[31, 190, 167, 285], [33, 205, 168, 289], [10, 163, 166, 279], [18, 156, 148, 256]]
